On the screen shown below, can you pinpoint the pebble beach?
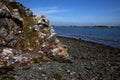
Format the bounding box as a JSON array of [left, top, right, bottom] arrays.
[[0, 36, 120, 80]]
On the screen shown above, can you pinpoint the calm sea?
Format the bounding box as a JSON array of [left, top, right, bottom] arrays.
[[54, 27, 120, 48]]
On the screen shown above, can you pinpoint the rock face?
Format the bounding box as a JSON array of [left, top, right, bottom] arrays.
[[0, 0, 69, 67]]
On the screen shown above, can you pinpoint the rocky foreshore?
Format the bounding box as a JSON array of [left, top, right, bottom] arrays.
[[0, 36, 120, 80], [58, 36, 120, 80]]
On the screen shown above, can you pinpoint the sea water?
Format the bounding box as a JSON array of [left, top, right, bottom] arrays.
[[54, 27, 120, 48]]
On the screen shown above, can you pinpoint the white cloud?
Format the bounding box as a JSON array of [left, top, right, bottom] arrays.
[[31, 7, 70, 25], [31, 7, 68, 15]]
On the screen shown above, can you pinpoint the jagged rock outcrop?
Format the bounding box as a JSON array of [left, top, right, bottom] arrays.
[[0, 0, 69, 67]]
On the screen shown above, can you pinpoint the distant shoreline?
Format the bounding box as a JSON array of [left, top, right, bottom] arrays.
[[53, 26, 120, 28]]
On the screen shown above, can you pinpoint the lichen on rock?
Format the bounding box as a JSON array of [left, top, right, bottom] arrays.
[[0, 0, 69, 67]]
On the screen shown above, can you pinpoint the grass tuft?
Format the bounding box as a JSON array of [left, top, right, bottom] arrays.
[[33, 58, 41, 63], [78, 75, 86, 80], [41, 69, 47, 75], [51, 72, 63, 80], [1, 74, 15, 80], [22, 65, 30, 70]]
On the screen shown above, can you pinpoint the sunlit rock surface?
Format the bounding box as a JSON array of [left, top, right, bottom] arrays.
[[0, 0, 69, 67]]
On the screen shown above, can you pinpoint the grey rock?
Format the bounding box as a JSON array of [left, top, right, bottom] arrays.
[[0, 3, 11, 17], [35, 14, 49, 25], [25, 8, 33, 16], [12, 9, 23, 21]]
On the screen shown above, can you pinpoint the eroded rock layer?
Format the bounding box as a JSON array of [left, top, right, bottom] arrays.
[[0, 0, 69, 67]]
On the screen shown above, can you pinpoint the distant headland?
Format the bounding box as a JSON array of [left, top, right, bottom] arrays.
[[52, 25, 120, 28]]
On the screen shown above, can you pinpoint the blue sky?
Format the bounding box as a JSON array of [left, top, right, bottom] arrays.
[[16, 0, 120, 26]]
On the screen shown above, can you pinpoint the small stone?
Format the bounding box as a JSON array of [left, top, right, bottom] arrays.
[[51, 48, 59, 54], [48, 33, 56, 39], [18, 31, 22, 33], [39, 67, 42, 70], [12, 62, 14, 64], [5, 57, 9, 59], [41, 43, 46, 48], [55, 39, 60, 43], [2, 48, 13, 55], [0, 65, 4, 68], [70, 71, 76, 75], [0, 61, 4, 65], [28, 47, 33, 51], [67, 69, 70, 73], [44, 76, 48, 80], [52, 78, 56, 80], [29, 26, 32, 29], [42, 74, 46, 77], [43, 56, 51, 61]]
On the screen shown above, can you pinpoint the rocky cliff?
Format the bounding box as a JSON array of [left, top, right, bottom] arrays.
[[0, 0, 69, 67]]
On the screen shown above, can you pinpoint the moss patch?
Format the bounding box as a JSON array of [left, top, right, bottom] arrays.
[[78, 75, 86, 80], [3, 65, 15, 71], [97, 71, 104, 77], [0, 74, 15, 80], [51, 72, 63, 80], [22, 65, 30, 70], [55, 57, 73, 63], [41, 69, 47, 75], [33, 58, 41, 63]]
